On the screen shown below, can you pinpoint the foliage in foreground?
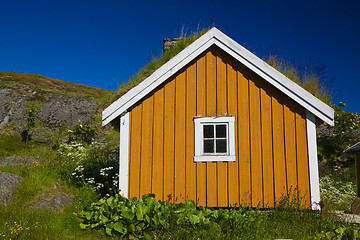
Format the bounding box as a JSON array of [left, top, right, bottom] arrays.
[[79, 193, 255, 239], [319, 164, 357, 212], [79, 192, 358, 240]]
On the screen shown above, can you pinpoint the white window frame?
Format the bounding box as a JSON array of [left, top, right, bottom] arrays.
[[194, 116, 236, 162]]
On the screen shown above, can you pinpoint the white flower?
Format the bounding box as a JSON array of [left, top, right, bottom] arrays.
[[85, 177, 95, 184]]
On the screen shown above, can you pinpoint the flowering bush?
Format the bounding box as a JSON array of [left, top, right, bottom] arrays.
[[319, 173, 356, 211], [69, 143, 119, 197], [57, 143, 88, 162]]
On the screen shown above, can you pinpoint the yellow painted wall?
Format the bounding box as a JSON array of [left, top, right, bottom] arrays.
[[128, 46, 311, 208]]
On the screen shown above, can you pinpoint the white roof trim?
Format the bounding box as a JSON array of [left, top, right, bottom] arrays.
[[103, 27, 334, 126]]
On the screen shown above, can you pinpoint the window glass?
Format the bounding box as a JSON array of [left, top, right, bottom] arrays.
[[203, 125, 214, 138], [204, 139, 214, 153], [216, 139, 227, 153], [216, 124, 227, 138]]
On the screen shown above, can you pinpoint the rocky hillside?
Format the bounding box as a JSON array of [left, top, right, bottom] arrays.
[[0, 71, 114, 139]]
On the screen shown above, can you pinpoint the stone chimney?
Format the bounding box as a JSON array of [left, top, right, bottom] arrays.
[[163, 38, 184, 52]]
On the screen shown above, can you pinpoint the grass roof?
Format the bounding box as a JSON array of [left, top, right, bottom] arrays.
[[265, 55, 332, 106], [108, 28, 332, 108], [108, 28, 210, 105]]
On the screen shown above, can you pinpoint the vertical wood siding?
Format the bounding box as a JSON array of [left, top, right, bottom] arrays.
[[128, 46, 311, 208]]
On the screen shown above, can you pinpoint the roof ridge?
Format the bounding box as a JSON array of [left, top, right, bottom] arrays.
[[103, 27, 334, 126]]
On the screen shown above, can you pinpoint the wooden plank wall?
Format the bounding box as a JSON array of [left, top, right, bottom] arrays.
[[128, 46, 311, 208]]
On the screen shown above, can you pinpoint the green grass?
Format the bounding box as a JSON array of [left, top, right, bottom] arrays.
[[0, 134, 56, 158], [152, 209, 339, 240], [0, 137, 106, 239], [0, 197, 108, 240], [0, 71, 114, 109], [1, 134, 358, 239], [265, 55, 332, 106]]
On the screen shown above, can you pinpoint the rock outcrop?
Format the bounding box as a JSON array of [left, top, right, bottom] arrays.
[[0, 172, 23, 206], [0, 71, 113, 133]]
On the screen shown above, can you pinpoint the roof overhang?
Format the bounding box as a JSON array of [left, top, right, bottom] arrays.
[[344, 142, 360, 155], [103, 27, 334, 126]]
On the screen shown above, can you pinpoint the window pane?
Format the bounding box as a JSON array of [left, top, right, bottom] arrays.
[[204, 140, 214, 153], [203, 125, 214, 138], [216, 139, 227, 153], [216, 124, 227, 138]]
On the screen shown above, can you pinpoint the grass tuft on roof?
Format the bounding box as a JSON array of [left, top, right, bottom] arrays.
[[108, 28, 210, 105], [265, 55, 333, 106]]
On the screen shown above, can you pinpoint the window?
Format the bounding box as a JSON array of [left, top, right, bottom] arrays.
[[194, 116, 235, 162]]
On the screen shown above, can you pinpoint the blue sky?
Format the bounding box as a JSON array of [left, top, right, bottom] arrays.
[[1, 0, 359, 113]]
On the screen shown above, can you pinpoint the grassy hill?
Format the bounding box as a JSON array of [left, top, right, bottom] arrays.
[[0, 71, 113, 105]]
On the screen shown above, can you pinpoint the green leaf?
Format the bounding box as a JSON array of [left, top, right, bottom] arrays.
[[145, 214, 151, 224], [107, 196, 115, 209], [189, 214, 200, 225], [212, 210, 219, 219], [99, 214, 109, 223], [106, 227, 113, 236], [90, 222, 101, 229], [121, 206, 135, 220], [129, 223, 136, 233], [203, 218, 210, 224], [325, 231, 335, 239], [85, 211, 93, 220], [335, 227, 346, 237], [113, 222, 125, 234], [144, 232, 152, 240], [136, 211, 143, 221], [136, 204, 149, 221], [80, 223, 90, 229]]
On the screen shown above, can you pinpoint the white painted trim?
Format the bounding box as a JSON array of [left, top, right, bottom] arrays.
[[194, 155, 236, 162], [102, 27, 334, 126], [194, 116, 235, 162], [213, 37, 334, 126], [102, 37, 216, 126], [118, 112, 129, 198], [306, 111, 321, 210]]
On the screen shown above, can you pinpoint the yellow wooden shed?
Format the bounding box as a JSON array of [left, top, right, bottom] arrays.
[[102, 28, 334, 210]]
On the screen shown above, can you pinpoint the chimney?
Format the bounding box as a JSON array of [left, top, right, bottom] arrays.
[[163, 37, 184, 52]]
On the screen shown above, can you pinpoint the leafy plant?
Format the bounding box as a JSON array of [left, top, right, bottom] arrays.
[[315, 226, 360, 239], [67, 122, 98, 145], [66, 143, 119, 197], [51, 121, 67, 150], [318, 103, 360, 163], [24, 105, 39, 146], [79, 193, 274, 239]]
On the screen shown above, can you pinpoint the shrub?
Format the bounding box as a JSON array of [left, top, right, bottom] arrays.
[[24, 105, 39, 145], [319, 172, 357, 212], [67, 122, 98, 145], [318, 103, 360, 163], [65, 143, 119, 197]]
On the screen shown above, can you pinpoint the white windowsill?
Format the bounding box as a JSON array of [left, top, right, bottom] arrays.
[[194, 155, 236, 162]]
